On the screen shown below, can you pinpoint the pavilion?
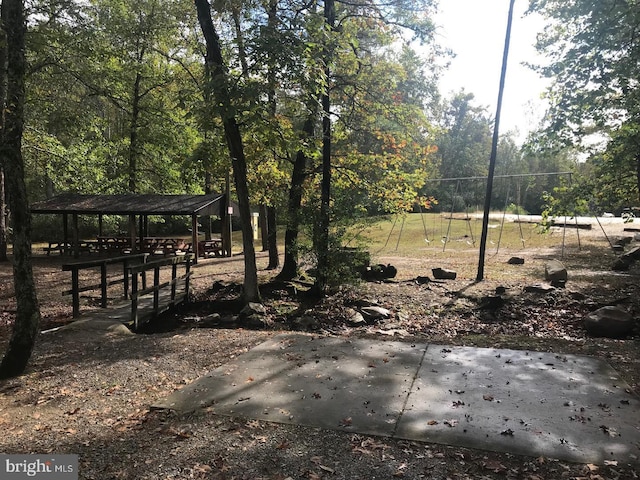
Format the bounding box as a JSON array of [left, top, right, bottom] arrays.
[[30, 193, 234, 263]]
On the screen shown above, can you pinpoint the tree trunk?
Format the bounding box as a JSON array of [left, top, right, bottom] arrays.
[[0, 170, 7, 262], [636, 152, 640, 205], [195, 0, 260, 303], [0, 0, 41, 379], [314, 0, 335, 296], [0, 18, 7, 262], [266, 205, 279, 269], [277, 115, 314, 281], [128, 71, 142, 193], [259, 203, 268, 251]]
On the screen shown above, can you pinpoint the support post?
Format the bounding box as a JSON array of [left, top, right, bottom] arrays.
[[477, 0, 515, 282]]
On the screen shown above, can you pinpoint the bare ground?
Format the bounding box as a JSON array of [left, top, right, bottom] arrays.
[[0, 228, 639, 480]]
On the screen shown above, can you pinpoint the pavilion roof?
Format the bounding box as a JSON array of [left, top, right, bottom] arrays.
[[30, 193, 227, 217]]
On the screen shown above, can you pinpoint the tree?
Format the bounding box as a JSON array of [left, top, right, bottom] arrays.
[[195, 0, 260, 304], [0, 12, 7, 262], [0, 0, 41, 378], [24, 0, 202, 197], [530, 0, 640, 203], [431, 91, 492, 210]]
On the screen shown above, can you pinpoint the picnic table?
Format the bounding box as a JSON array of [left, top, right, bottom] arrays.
[[141, 237, 191, 256], [44, 240, 98, 256], [198, 238, 223, 257]]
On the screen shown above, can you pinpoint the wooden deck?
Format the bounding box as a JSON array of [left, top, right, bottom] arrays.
[[59, 254, 193, 332], [84, 278, 189, 330]]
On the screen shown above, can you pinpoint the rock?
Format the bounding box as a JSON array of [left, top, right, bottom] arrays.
[[415, 276, 431, 284], [360, 306, 392, 321], [583, 306, 635, 338], [612, 244, 626, 253], [624, 246, 640, 260], [612, 257, 633, 271], [613, 236, 633, 247], [495, 286, 507, 295], [352, 299, 380, 308], [346, 309, 367, 327], [293, 314, 320, 331], [545, 260, 568, 283], [44, 318, 133, 337], [241, 302, 267, 316], [523, 284, 555, 294], [432, 267, 457, 280], [362, 264, 397, 281], [195, 313, 222, 328], [507, 257, 525, 265]]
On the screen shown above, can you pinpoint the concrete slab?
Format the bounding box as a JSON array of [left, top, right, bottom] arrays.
[[397, 345, 640, 464], [154, 334, 640, 465]]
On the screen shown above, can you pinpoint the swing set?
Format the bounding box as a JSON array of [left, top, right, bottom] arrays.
[[377, 172, 586, 255]]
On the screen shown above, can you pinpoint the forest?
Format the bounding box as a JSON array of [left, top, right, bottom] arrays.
[[1, 0, 640, 377]]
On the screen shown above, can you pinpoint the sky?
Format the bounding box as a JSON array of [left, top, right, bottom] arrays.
[[434, 0, 550, 142]]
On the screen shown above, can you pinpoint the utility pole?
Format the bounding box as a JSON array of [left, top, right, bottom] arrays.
[[477, 0, 516, 281]]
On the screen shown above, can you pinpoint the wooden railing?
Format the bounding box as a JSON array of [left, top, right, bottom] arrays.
[[62, 254, 150, 318], [128, 254, 193, 331]]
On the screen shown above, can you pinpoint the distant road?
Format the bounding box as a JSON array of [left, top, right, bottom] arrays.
[[479, 213, 635, 227]]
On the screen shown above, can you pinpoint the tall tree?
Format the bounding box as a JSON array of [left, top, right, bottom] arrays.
[[0, 12, 7, 262], [530, 0, 640, 202], [0, 0, 41, 378], [195, 0, 260, 304], [313, 0, 336, 295], [24, 0, 202, 197]]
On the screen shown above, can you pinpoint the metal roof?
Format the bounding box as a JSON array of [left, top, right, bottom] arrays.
[[30, 193, 226, 217]]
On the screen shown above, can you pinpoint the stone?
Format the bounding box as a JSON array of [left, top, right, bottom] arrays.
[[545, 260, 568, 282], [612, 257, 633, 271], [415, 276, 431, 284], [624, 246, 640, 260], [293, 314, 320, 331], [362, 264, 397, 281], [507, 257, 525, 265], [346, 309, 367, 327], [613, 236, 633, 247], [45, 318, 133, 337], [195, 313, 222, 328], [432, 267, 457, 280], [583, 306, 635, 338], [523, 284, 555, 294], [241, 302, 267, 316], [360, 306, 392, 321]]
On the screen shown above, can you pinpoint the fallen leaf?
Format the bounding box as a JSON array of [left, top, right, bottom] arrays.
[[444, 419, 458, 427], [427, 420, 439, 426], [483, 394, 494, 401], [483, 459, 507, 472], [339, 417, 352, 427], [603, 460, 618, 466]]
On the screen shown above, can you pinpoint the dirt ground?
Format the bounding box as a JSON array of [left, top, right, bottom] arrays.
[[0, 225, 639, 479]]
